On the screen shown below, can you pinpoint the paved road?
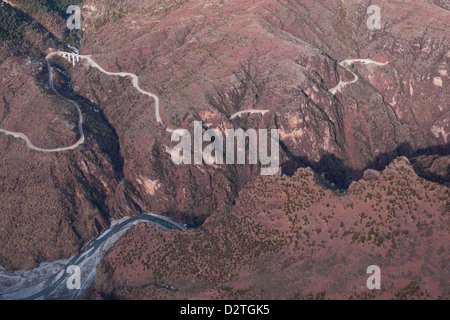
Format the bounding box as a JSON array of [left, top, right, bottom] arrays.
[[68, 51, 174, 133], [0, 52, 85, 152], [0, 50, 174, 153], [329, 58, 389, 95], [0, 50, 275, 151], [229, 109, 269, 120], [0, 213, 187, 300]]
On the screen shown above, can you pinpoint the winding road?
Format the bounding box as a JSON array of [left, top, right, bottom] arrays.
[[329, 58, 389, 95], [229, 109, 269, 120], [0, 52, 388, 152], [0, 50, 175, 153], [0, 50, 271, 152], [63, 51, 175, 133], [0, 52, 86, 152]]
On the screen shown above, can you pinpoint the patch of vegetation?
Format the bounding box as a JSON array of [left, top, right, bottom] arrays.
[[15, 0, 82, 17], [0, 4, 28, 41]]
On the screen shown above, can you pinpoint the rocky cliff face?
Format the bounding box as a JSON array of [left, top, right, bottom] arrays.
[[75, 0, 449, 189], [0, 0, 448, 274]]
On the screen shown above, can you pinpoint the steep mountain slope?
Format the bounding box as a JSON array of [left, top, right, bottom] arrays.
[[0, 1, 132, 270], [92, 157, 449, 299], [0, 0, 448, 274], [75, 0, 449, 188]]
